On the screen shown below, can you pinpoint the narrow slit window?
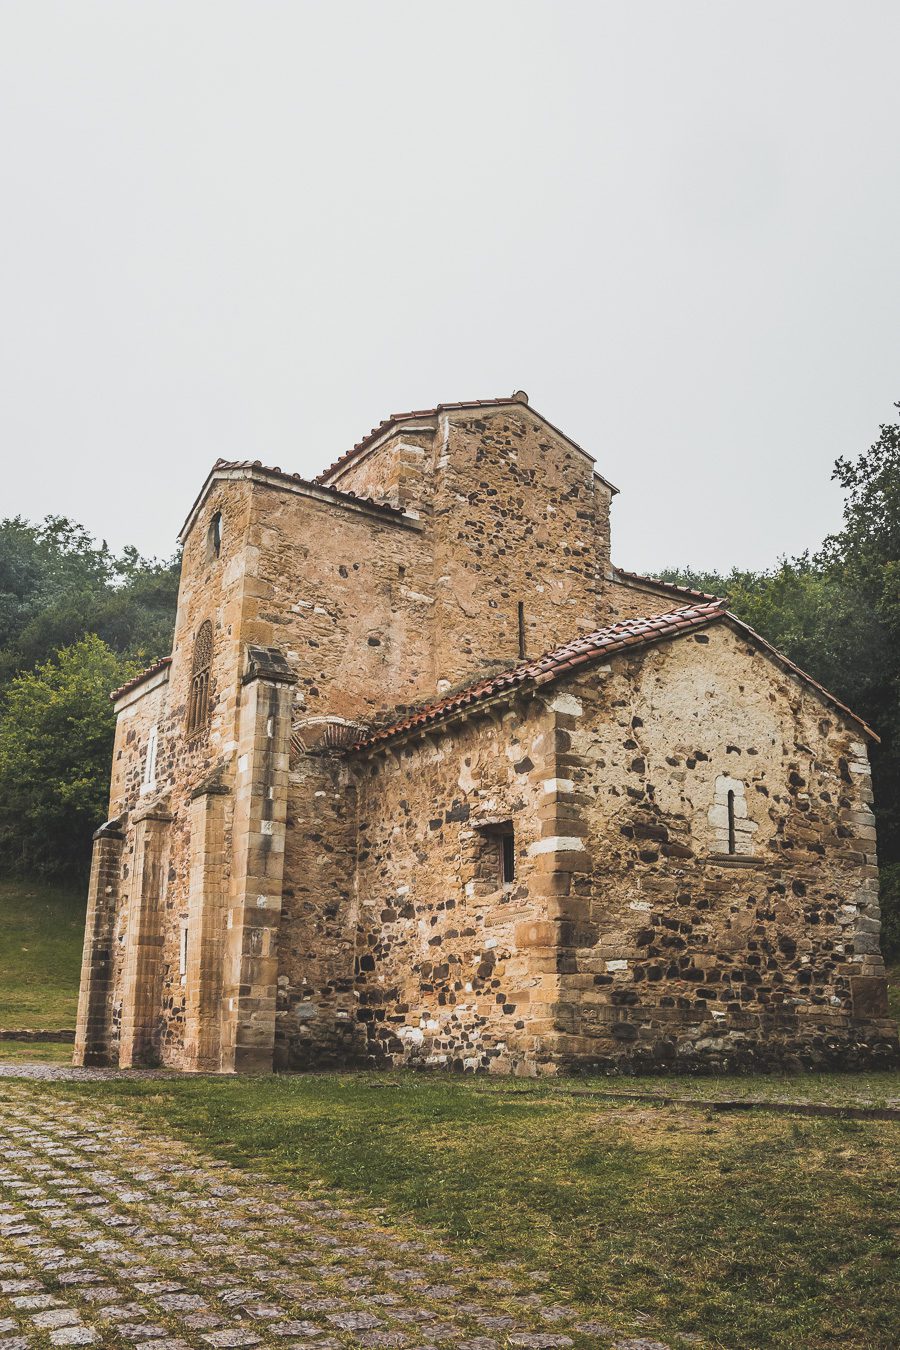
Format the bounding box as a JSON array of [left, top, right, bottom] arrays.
[[141, 724, 158, 794], [727, 789, 736, 854], [500, 828, 516, 884], [179, 923, 188, 981], [207, 511, 222, 561], [517, 601, 526, 659]]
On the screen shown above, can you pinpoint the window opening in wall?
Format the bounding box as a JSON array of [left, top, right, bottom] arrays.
[[141, 724, 158, 795], [727, 789, 736, 855], [179, 923, 188, 982], [517, 601, 526, 659], [501, 827, 516, 884], [187, 620, 213, 737], [474, 820, 517, 889], [207, 512, 222, 561]]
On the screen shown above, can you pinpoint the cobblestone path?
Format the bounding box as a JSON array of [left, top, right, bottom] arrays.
[[0, 1082, 671, 1350]]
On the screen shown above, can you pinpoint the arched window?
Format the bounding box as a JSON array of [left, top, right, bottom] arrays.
[[187, 621, 213, 736], [207, 511, 222, 561], [727, 789, 736, 855]]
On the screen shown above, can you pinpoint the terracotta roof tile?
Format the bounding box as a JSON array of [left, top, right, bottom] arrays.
[[213, 460, 409, 517], [315, 394, 618, 493], [613, 567, 724, 603], [351, 603, 726, 751], [351, 601, 877, 751], [111, 656, 172, 703], [315, 397, 527, 483]]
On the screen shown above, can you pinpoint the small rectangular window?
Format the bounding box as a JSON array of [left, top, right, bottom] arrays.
[[474, 820, 517, 890]]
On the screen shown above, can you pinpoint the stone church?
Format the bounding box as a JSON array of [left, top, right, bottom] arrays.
[[74, 394, 898, 1075]]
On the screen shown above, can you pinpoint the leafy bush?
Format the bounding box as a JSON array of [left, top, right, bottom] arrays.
[[0, 636, 136, 879]]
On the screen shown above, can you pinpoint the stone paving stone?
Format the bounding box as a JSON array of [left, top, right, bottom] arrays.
[[30, 1308, 81, 1329], [613, 1342, 672, 1350], [268, 1321, 325, 1338], [0, 1086, 671, 1350], [326, 1309, 382, 1330], [49, 1330, 99, 1346], [283, 1341, 341, 1350], [201, 1333, 264, 1347], [507, 1337, 575, 1349], [79, 1285, 124, 1302]]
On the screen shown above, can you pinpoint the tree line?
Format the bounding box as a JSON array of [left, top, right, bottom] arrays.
[[0, 408, 897, 954], [0, 519, 179, 877]]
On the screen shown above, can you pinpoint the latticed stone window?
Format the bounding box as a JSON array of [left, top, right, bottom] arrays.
[[187, 620, 213, 736]]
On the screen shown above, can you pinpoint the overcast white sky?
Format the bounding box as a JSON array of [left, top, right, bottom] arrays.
[[1, 2, 898, 572]]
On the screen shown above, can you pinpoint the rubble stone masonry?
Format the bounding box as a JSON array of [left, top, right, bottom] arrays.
[[75, 396, 898, 1074]]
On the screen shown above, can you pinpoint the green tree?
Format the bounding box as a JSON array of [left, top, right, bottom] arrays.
[[0, 636, 136, 879], [0, 515, 179, 680]]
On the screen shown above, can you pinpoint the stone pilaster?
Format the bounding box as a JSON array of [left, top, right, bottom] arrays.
[[518, 691, 595, 1068], [183, 776, 230, 1072], [118, 803, 172, 1068], [73, 819, 125, 1067], [220, 646, 296, 1074], [843, 740, 894, 1029]]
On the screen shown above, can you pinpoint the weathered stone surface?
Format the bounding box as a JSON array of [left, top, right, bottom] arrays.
[[71, 398, 897, 1076]]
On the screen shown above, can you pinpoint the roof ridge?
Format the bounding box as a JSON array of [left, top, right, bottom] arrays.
[[314, 395, 618, 493], [349, 599, 876, 751], [213, 460, 408, 516], [315, 396, 525, 483], [613, 567, 724, 604], [111, 656, 172, 703]]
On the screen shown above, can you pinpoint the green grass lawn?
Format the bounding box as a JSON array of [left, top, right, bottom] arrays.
[[51, 1072, 900, 1350], [0, 877, 898, 1344], [0, 1038, 73, 1062], [0, 878, 85, 1028]]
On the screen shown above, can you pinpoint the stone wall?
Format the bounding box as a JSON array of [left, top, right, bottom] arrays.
[[238, 474, 434, 721], [348, 699, 558, 1074], [326, 406, 617, 688], [77, 402, 896, 1078], [275, 751, 363, 1069], [548, 624, 896, 1071], [92, 478, 253, 1068], [429, 410, 612, 686]]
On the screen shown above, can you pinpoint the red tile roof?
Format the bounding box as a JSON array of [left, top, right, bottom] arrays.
[[351, 602, 877, 751], [212, 460, 409, 517], [351, 603, 726, 751], [613, 567, 724, 603], [111, 656, 172, 704], [315, 393, 619, 493], [177, 458, 414, 542]]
